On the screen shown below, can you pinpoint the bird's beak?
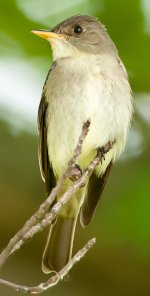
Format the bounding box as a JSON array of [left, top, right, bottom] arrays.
[[31, 30, 67, 40]]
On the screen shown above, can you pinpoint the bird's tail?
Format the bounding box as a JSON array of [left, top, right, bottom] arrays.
[[42, 214, 78, 273]]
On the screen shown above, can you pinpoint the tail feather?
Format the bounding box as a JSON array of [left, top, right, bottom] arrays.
[[42, 215, 77, 273]]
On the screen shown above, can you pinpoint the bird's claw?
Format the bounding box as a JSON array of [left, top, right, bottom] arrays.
[[97, 141, 115, 164], [97, 146, 106, 164]]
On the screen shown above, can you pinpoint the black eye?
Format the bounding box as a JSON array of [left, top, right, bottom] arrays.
[[74, 25, 83, 34]]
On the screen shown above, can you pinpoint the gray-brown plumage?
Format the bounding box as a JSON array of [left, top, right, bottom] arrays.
[[33, 15, 133, 273]]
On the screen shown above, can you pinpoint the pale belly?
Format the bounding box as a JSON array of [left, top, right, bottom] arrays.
[[45, 61, 131, 177]]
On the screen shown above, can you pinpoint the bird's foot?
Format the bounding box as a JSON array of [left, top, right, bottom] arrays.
[[68, 164, 83, 182], [97, 146, 106, 164], [97, 141, 114, 164]]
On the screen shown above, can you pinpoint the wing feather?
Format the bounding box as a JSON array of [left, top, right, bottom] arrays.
[[38, 63, 56, 194], [80, 162, 112, 227]]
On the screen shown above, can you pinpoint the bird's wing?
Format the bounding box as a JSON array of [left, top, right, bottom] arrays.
[[80, 162, 112, 227], [38, 64, 56, 194]]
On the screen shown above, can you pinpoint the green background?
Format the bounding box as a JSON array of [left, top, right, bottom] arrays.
[[0, 1, 150, 295]]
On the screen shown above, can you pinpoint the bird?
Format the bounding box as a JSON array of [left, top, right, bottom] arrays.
[[32, 15, 133, 273]]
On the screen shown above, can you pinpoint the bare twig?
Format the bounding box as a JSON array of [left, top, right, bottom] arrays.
[[0, 120, 114, 294], [0, 238, 95, 294], [68, 119, 90, 167], [0, 121, 90, 269]]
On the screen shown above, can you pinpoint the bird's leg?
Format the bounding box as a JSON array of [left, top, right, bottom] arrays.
[[68, 164, 83, 182]]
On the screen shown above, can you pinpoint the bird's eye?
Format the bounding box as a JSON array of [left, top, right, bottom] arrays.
[[74, 25, 83, 34]]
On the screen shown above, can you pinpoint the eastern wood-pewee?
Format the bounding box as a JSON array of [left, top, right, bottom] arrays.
[[32, 15, 133, 273]]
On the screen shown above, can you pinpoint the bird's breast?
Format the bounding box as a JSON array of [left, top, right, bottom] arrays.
[[45, 57, 132, 177]]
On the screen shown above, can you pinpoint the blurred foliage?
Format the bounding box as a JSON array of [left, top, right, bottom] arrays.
[[0, 1, 150, 296]]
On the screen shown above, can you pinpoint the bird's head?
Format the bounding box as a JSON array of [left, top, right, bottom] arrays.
[[32, 15, 117, 61]]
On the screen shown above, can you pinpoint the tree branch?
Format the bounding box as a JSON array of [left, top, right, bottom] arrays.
[[0, 120, 114, 294], [0, 120, 90, 268], [0, 238, 95, 294]]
